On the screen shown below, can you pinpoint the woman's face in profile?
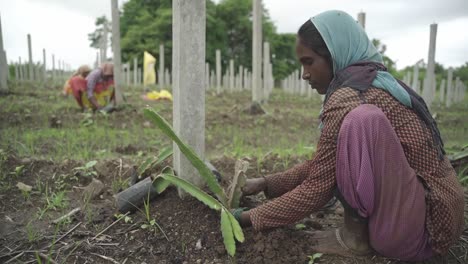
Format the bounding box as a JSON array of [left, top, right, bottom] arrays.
[[295, 37, 333, 94]]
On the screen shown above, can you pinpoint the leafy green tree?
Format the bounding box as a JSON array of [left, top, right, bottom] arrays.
[[454, 62, 468, 83], [88, 16, 110, 50], [270, 33, 300, 81]]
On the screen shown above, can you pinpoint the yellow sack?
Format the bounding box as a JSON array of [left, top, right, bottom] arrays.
[[144, 51, 157, 86], [144, 89, 172, 101]]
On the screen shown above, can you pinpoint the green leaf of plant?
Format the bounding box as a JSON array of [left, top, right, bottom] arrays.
[[226, 209, 245, 243], [137, 156, 157, 175], [156, 147, 173, 165], [144, 108, 227, 204], [85, 160, 97, 169], [161, 175, 222, 211], [221, 208, 236, 257], [153, 175, 171, 194], [295, 223, 306, 230]]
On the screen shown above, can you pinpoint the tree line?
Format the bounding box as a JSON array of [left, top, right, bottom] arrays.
[[88, 0, 468, 85]]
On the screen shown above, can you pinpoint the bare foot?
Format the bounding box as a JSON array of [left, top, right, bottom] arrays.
[[306, 228, 372, 258]]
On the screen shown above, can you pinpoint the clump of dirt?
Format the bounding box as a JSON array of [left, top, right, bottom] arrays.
[[244, 101, 266, 115], [114, 144, 140, 155]]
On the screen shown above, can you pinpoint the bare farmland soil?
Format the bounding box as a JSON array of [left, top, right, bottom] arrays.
[[0, 83, 467, 263]]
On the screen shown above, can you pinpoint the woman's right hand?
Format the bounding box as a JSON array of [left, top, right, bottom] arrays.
[[242, 177, 267, 196]]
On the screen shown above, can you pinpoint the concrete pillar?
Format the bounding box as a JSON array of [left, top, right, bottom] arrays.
[[14, 63, 19, 81], [205, 62, 210, 90], [164, 68, 170, 87], [411, 61, 421, 94], [111, 0, 124, 104], [454, 77, 461, 103], [263, 42, 270, 100], [439, 79, 446, 105], [95, 52, 100, 68], [52, 54, 55, 81], [137, 68, 141, 85], [127, 63, 131, 85], [239, 65, 244, 90], [268, 62, 273, 96], [27, 34, 33, 81], [229, 59, 234, 91], [159, 44, 165, 87], [18, 57, 23, 81], [357, 12, 366, 30], [42, 49, 47, 81], [445, 68, 453, 107], [133, 57, 138, 86], [244, 71, 249, 90], [423, 24, 437, 107], [210, 70, 215, 88], [215, 49, 221, 94], [301, 66, 307, 95], [0, 13, 7, 92], [172, 0, 206, 190], [252, 0, 263, 102]]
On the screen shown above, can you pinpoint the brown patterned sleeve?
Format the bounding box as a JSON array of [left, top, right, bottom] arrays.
[[249, 89, 359, 230]]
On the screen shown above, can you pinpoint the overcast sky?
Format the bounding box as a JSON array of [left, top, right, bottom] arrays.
[[1, 0, 467, 71]]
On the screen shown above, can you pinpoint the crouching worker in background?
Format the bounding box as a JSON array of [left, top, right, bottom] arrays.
[[83, 63, 115, 112], [63, 63, 115, 112], [62, 65, 91, 110]]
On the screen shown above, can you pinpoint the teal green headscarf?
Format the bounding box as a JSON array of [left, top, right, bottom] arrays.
[[311, 10, 412, 107]]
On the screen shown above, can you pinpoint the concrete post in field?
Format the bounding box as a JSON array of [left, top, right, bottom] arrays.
[[0, 13, 8, 92], [172, 0, 206, 191], [111, 0, 124, 104], [412, 59, 422, 94], [252, 0, 263, 102], [15, 63, 19, 81], [404, 71, 411, 85], [263, 41, 270, 100], [244, 70, 249, 90], [18, 57, 23, 81], [454, 77, 461, 103], [215, 49, 221, 94], [22, 64, 27, 82], [229, 59, 234, 91], [51, 54, 55, 81], [159, 44, 165, 88], [439, 79, 446, 104], [164, 68, 170, 87], [357, 12, 366, 30], [27, 34, 34, 81], [211, 70, 215, 88], [95, 52, 100, 68], [205, 62, 210, 90], [42, 49, 47, 81], [423, 23, 437, 107], [239, 65, 244, 90], [133, 57, 138, 86], [127, 63, 131, 85], [137, 67, 141, 85], [301, 66, 307, 95], [445, 68, 453, 107], [58, 59, 61, 80]]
